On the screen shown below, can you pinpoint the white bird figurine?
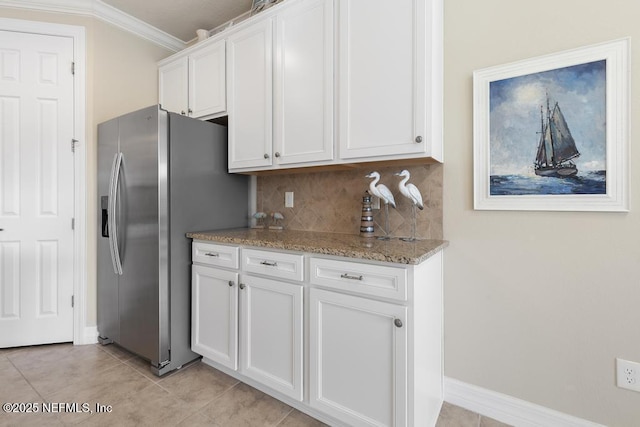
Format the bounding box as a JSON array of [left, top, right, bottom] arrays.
[[269, 212, 284, 230], [252, 212, 267, 228], [271, 212, 284, 224], [365, 171, 395, 240], [365, 171, 396, 208], [394, 170, 424, 210]]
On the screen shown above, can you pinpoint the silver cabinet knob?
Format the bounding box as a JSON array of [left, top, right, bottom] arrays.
[[264, 153, 269, 159], [228, 281, 234, 287], [274, 152, 280, 158], [415, 136, 423, 143], [239, 283, 246, 290], [394, 318, 403, 328]]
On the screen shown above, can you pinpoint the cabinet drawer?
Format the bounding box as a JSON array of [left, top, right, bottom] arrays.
[[310, 257, 407, 301], [192, 241, 239, 269], [243, 248, 304, 282]]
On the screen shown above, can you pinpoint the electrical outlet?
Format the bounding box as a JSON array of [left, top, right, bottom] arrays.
[[285, 192, 294, 208], [616, 358, 640, 392]]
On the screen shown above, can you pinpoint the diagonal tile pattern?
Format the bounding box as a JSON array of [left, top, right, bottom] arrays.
[[0, 343, 510, 427], [257, 164, 443, 240]]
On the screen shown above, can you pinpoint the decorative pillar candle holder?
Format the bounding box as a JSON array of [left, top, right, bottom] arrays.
[[360, 192, 375, 238]]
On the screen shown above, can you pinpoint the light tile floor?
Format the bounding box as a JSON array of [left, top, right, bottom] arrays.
[[0, 343, 511, 427]]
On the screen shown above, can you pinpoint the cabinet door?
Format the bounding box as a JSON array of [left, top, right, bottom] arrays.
[[159, 57, 188, 115], [227, 19, 273, 170], [240, 275, 303, 401], [310, 288, 407, 427], [274, 0, 334, 165], [189, 39, 226, 118], [338, 0, 428, 160], [191, 265, 238, 370]]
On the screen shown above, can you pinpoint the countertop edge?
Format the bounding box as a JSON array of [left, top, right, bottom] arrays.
[[186, 230, 448, 265]]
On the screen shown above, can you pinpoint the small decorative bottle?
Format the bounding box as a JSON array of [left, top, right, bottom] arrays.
[[360, 192, 375, 238]]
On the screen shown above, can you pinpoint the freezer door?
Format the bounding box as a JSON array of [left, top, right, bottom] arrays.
[[166, 113, 248, 368], [116, 106, 170, 367], [97, 118, 120, 343]]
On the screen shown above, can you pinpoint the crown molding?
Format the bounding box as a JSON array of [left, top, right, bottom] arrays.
[[0, 0, 186, 52]]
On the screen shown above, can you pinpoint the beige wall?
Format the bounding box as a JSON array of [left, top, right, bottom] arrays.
[[0, 7, 172, 326], [444, 1, 640, 425]]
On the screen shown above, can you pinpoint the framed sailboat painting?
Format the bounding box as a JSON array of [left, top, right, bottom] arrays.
[[473, 38, 629, 211]]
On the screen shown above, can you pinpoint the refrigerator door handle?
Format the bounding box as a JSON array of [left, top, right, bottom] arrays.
[[108, 152, 124, 275], [107, 153, 118, 274]]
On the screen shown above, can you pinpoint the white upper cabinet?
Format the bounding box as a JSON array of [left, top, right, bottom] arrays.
[[158, 58, 188, 115], [273, 0, 334, 166], [159, 38, 226, 119], [338, 0, 442, 162], [227, 19, 274, 170], [228, 0, 334, 172], [158, 0, 443, 171], [189, 40, 226, 118]]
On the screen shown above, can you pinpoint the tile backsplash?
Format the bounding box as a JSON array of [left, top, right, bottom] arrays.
[[256, 163, 443, 240]]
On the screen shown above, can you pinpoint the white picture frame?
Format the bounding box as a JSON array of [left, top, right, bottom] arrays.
[[473, 38, 630, 212]]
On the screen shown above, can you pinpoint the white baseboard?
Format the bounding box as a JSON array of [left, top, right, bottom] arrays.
[[443, 377, 605, 427], [77, 326, 98, 345]]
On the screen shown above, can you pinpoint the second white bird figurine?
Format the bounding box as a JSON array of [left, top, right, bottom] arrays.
[[395, 170, 423, 242], [395, 170, 424, 209]]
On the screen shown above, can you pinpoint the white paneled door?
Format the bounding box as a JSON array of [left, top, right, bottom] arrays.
[[0, 30, 75, 347]]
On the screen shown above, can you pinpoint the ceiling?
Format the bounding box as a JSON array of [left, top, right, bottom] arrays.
[[101, 0, 253, 42]]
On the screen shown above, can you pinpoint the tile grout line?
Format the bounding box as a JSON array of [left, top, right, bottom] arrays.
[[5, 348, 67, 425], [153, 369, 241, 425], [6, 351, 51, 404], [274, 407, 295, 426]]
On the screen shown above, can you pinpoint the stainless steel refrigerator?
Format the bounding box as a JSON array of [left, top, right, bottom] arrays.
[[97, 105, 248, 376]]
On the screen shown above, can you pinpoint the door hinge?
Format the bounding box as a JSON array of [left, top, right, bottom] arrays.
[[71, 61, 75, 75], [71, 295, 75, 308], [71, 139, 78, 152], [71, 218, 75, 230]]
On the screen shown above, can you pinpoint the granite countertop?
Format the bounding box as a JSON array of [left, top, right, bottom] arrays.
[[187, 228, 448, 265]]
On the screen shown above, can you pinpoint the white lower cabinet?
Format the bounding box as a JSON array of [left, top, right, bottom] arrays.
[[309, 288, 407, 427], [191, 264, 238, 370], [240, 275, 303, 401], [192, 241, 443, 427]]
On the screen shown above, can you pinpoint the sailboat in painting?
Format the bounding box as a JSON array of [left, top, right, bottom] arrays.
[[534, 97, 581, 177]]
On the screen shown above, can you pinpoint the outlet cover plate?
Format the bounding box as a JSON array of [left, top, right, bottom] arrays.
[[616, 358, 640, 392], [285, 192, 294, 208]]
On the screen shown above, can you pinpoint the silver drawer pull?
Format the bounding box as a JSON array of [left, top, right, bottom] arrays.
[[260, 261, 278, 267], [341, 273, 363, 281], [204, 252, 219, 257]]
